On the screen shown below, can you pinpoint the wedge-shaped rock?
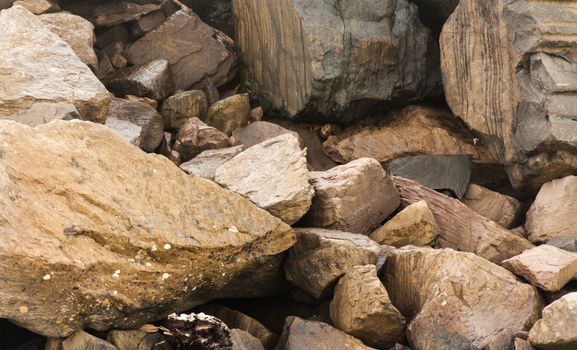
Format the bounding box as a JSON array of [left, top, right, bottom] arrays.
[[174, 117, 231, 162], [529, 292, 577, 350], [231, 121, 299, 148], [463, 184, 521, 229], [206, 94, 251, 135], [180, 146, 245, 181], [0, 6, 110, 124], [284, 228, 382, 300], [502, 245, 577, 292], [370, 200, 438, 247], [104, 59, 175, 100], [330, 265, 405, 348], [61, 0, 163, 27], [161, 90, 208, 130], [383, 247, 543, 350], [215, 134, 313, 224], [0, 120, 294, 337]]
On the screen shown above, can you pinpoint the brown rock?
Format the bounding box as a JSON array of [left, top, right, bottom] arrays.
[[370, 200, 438, 247], [206, 94, 251, 135], [330, 265, 405, 348], [462, 184, 521, 229], [107, 329, 169, 350], [180, 145, 245, 181], [13, 0, 58, 14], [130, 10, 166, 37], [231, 329, 265, 350], [173, 117, 231, 162], [231, 121, 299, 148], [101, 42, 128, 70], [251, 107, 263, 122], [514, 338, 536, 350], [529, 292, 577, 350], [95, 24, 130, 50], [61, 0, 163, 27], [62, 331, 117, 350], [161, 90, 208, 130], [301, 158, 400, 234], [104, 59, 175, 100]]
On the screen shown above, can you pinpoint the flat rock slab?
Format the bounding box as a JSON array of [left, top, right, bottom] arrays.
[[0, 120, 294, 337], [231, 121, 300, 148], [61, 0, 163, 27], [529, 292, 577, 350], [104, 59, 175, 100], [180, 146, 245, 181], [462, 184, 521, 228]]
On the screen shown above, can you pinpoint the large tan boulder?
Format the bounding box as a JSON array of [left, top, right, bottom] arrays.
[[383, 247, 543, 350], [0, 120, 294, 337], [462, 184, 521, 229], [529, 292, 577, 350]]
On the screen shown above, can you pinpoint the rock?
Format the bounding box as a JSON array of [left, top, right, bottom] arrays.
[[104, 59, 175, 100], [301, 158, 400, 234], [0, 6, 110, 124], [383, 246, 543, 350], [409, 0, 459, 34], [284, 228, 382, 300], [502, 245, 577, 292], [95, 24, 130, 50], [101, 42, 128, 70], [183, 0, 234, 36], [386, 154, 471, 199], [231, 121, 299, 148], [251, 107, 263, 122], [529, 292, 577, 350], [462, 184, 521, 228], [393, 176, 534, 263], [548, 237, 577, 253], [215, 134, 313, 225], [62, 331, 117, 350], [39, 12, 98, 71], [515, 338, 536, 350], [441, 0, 577, 191], [104, 98, 165, 152], [159, 313, 232, 350], [370, 200, 438, 247], [13, 0, 58, 14], [174, 117, 231, 163], [232, 0, 440, 120], [330, 265, 405, 348], [106, 329, 169, 350], [180, 145, 245, 181], [206, 94, 251, 135], [161, 90, 208, 130], [61, 0, 163, 27], [276, 317, 375, 350], [0, 120, 295, 337], [526, 176, 577, 243], [231, 329, 265, 350], [130, 10, 166, 37], [125, 9, 236, 90]]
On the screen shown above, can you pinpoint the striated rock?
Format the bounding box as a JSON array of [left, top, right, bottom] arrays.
[[441, 0, 577, 191], [13, 0, 58, 14], [62, 331, 117, 350], [393, 176, 533, 263], [0, 120, 295, 337], [301, 158, 400, 235], [61, 0, 163, 27], [529, 292, 577, 350], [104, 59, 175, 100], [161, 90, 208, 130], [462, 184, 521, 228], [173, 117, 231, 162], [126, 9, 236, 90], [180, 145, 245, 181], [502, 245, 577, 292], [206, 94, 251, 135], [526, 176, 577, 243], [231, 121, 299, 149], [330, 265, 405, 348], [215, 134, 313, 225], [231, 329, 265, 350], [370, 200, 438, 248], [383, 246, 543, 350], [0, 6, 110, 124], [284, 228, 382, 300]]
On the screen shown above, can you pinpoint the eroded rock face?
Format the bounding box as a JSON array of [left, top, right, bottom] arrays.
[[529, 292, 577, 350], [0, 120, 294, 337], [462, 184, 521, 228]]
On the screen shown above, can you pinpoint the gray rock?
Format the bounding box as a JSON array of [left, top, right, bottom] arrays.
[[409, 0, 459, 34], [61, 0, 163, 27], [183, 0, 234, 36], [231, 329, 265, 350], [231, 121, 299, 149], [548, 236, 577, 253], [174, 117, 231, 162], [104, 59, 175, 100], [161, 90, 208, 130], [62, 331, 117, 350], [180, 145, 245, 180]]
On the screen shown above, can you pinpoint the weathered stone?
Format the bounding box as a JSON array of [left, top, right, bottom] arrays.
[[173, 118, 231, 162], [215, 134, 313, 225], [159, 313, 232, 350], [515, 338, 536, 350], [184, 0, 233, 36], [206, 94, 251, 136], [409, 0, 459, 34], [301, 158, 400, 235], [370, 200, 438, 247], [232, 0, 440, 121], [104, 59, 175, 100], [231, 121, 299, 149], [95, 24, 130, 50], [251, 107, 263, 122], [130, 10, 166, 37], [13, 0, 58, 14], [462, 184, 521, 228], [161, 90, 208, 130], [383, 246, 543, 350], [548, 237, 577, 254], [0, 120, 294, 337], [61, 0, 163, 27], [180, 145, 245, 181], [526, 176, 577, 243], [107, 329, 170, 350], [284, 228, 382, 300], [529, 292, 577, 350], [0, 6, 110, 124], [231, 329, 265, 350], [62, 331, 117, 350], [101, 42, 128, 70], [441, 0, 577, 191], [330, 265, 405, 348], [126, 9, 236, 90], [502, 245, 577, 292]]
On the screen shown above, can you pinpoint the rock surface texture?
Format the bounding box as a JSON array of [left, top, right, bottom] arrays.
[[462, 184, 521, 228], [529, 292, 577, 350]]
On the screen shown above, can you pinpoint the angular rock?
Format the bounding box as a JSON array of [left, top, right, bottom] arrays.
[[529, 292, 577, 350], [95, 24, 130, 50], [284, 228, 382, 300], [104, 59, 175, 100], [383, 247, 543, 350], [101, 42, 128, 70], [526, 176, 577, 243], [515, 338, 536, 350], [107, 329, 169, 350], [231, 121, 299, 149], [393, 176, 534, 263], [161, 90, 208, 130], [62, 331, 117, 350], [301, 158, 400, 234], [130, 10, 166, 37], [0, 120, 294, 337], [206, 94, 251, 135], [13, 0, 58, 14], [502, 245, 577, 292], [126, 8, 236, 90], [231, 329, 265, 350], [370, 200, 438, 247], [330, 265, 405, 348], [61, 0, 163, 27], [462, 184, 521, 229], [0, 6, 110, 124], [548, 236, 577, 253], [180, 145, 245, 181], [232, 0, 440, 120], [184, 0, 234, 36], [441, 0, 577, 191], [174, 117, 231, 163], [159, 313, 232, 350], [215, 134, 313, 224]]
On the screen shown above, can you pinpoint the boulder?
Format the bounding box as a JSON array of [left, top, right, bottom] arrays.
[[206, 94, 251, 135], [61, 0, 163, 27], [104, 59, 175, 100], [462, 184, 521, 228], [301, 158, 400, 234], [284, 228, 382, 300], [125, 8, 236, 90], [13, 0, 58, 14], [330, 265, 406, 348], [529, 292, 577, 350], [441, 0, 577, 191], [106, 329, 169, 350], [526, 176, 577, 243], [0, 6, 110, 124], [62, 331, 117, 350], [0, 120, 295, 337], [161, 90, 208, 130], [180, 145, 245, 181], [231, 121, 299, 148], [548, 237, 577, 253], [383, 246, 543, 350], [502, 245, 577, 292], [231, 329, 265, 350], [370, 200, 438, 247], [173, 118, 231, 163], [215, 134, 313, 225]]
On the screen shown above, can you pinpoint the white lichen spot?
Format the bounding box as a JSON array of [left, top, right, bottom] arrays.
[[19, 306, 29, 314], [163, 243, 172, 250], [113, 291, 118, 296], [43, 274, 51, 281], [228, 226, 239, 233], [146, 262, 152, 267], [151, 245, 158, 252], [162, 273, 170, 280], [112, 270, 121, 278]]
